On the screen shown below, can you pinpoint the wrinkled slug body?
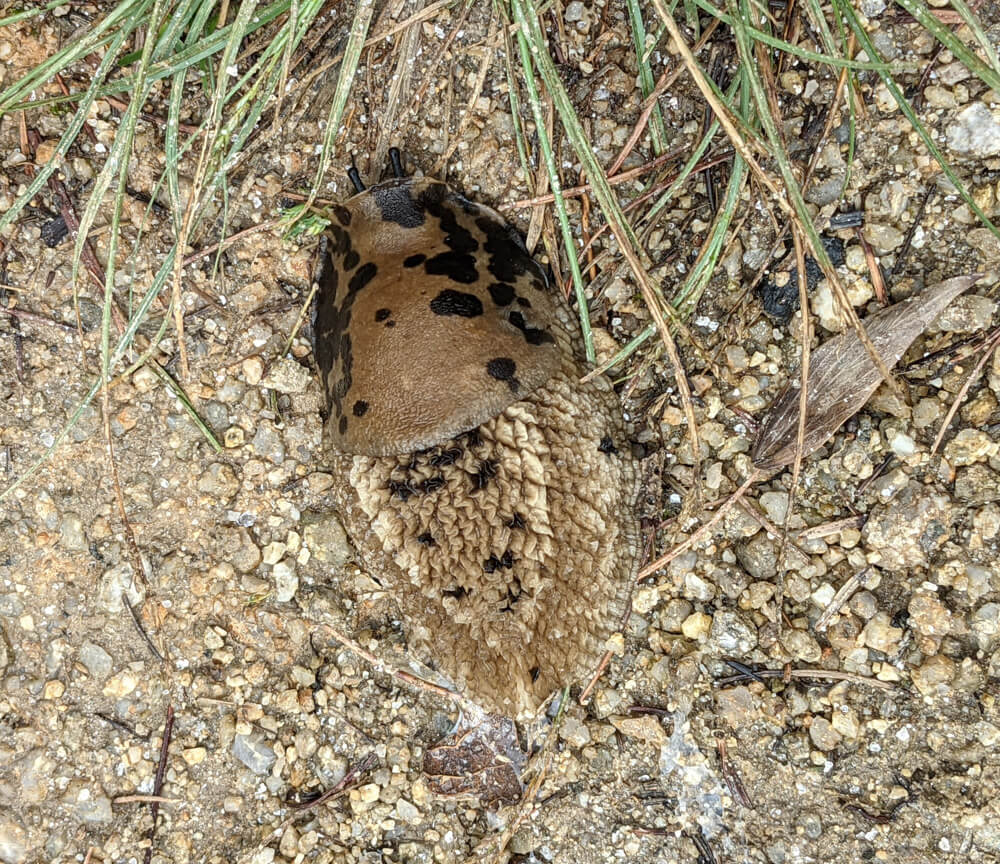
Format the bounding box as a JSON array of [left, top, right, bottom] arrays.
[[313, 177, 640, 713]]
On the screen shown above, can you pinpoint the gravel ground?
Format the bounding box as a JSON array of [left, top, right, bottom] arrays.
[[1, 2, 1000, 863]]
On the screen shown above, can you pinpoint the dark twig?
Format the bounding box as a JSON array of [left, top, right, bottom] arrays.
[[95, 711, 147, 740], [892, 189, 933, 276], [143, 705, 175, 864], [844, 773, 914, 824], [0, 306, 75, 331], [286, 752, 378, 810], [716, 738, 753, 808], [686, 830, 718, 864], [124, 600, 164, 661], [717, 662, 896, 691]]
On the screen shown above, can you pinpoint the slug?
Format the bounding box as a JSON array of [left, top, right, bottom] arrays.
[[312, 151, 641, 714]]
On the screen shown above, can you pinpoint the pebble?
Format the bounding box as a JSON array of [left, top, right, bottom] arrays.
[[955, 465, 1000, 504], [861, 612, 904, 654], [781, 629, 822, 662], [272, 561, 299, 602], [862, 222, 904, 253], [659, 598, 693, 632], [302, 512, 352, 568], [560, 716, 591, 748], [232, 733, 277, 775], [77, 641, 113, 680], [681, 611, 712, 640], [64, 785, 113, 825], [0, 819, 27, 864], [612, 715, 669, 749], [714, 686, 759, 728], [944, 429, 998, 466], [947, 103, 1000, 157], [911, 655, 956, 697], [242, 356, 265, 385], [261, 358, 312, 393], [58, 513, 87, 551], [98, 564, 145, 613], [862, 482, 953, 570], [197, 462, 241, 499], [971, 603, 1000, 650], [183, 747, 207, 766], [808, 717, 842, 751], [935, 294, 997, 334], [0, 630, 10, 673], [708, 610, 758, 654], [252, 421, 286, 464], [908, 591, 953, 638], [396, 798, 420, 823], [592, 687, 623, 718], [759, 491, 789, 523]]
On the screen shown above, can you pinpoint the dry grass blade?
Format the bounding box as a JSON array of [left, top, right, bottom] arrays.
[[752, 274, 982, 471]]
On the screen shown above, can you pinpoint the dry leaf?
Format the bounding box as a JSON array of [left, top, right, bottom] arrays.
[[423, 714, 525, 806], [752, 274, 982, 471]]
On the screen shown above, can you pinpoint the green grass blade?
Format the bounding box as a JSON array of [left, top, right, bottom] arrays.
[[512, 4, 595, 361], [835, 0, 1000, 239]]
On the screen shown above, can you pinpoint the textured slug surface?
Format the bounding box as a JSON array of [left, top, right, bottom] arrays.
[[348, 361, 639, 713]]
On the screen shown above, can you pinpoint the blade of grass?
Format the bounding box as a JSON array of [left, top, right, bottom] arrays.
[[510, 7, 594, 362], [626, 0, 671, 155], [891, 0, 1000, 93], [511, 0, 703, 479], [307, 0, 375, 210], [689, 0, 904, 70], [835, 0, 1000, 241]]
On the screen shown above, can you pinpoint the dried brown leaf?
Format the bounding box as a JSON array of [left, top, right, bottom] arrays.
[[753, 274, 982, 471], [423, 714, 525, 806]]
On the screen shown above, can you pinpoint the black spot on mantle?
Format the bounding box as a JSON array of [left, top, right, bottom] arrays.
[[486, 358, 518, 391], [372, 183, 425, 228], [506, 310, 554, 346], [424, 251, 478, 284], [429, 289, 483, 317]]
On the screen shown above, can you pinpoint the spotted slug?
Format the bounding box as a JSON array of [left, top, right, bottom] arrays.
[[312, 152, 641, 714]]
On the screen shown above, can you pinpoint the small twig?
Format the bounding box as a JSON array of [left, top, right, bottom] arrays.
[[815, 567, 873, 632], [114, 794, 180, 805], [286, 752, 378, 810], [931, 326, 1000, 455], [181, 220, 279, 268], [0, 306, 75, 331], [237, 753, 377, 864], [95, 710, 147, 739], [844, 773, 914, 824], [892, 189, 933, 276], [716, 738, 753, 808], [143, 705, 175, 864], [318, 623, 480, 714], [124, 599, 164, 661], [578, 649, 614, 705], [795, 515, 865, 541], [637, 471, 758, 580], [716, 665, 896, 691], [505, 146, 686, 210], [855, 227, 887, 305]]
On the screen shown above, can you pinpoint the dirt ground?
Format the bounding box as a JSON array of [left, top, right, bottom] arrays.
[[1, 1, 1000, 863]]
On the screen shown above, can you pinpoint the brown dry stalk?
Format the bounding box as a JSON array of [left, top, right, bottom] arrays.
[[637, 471, 759, 580], [931, 326, 1000, 455], [652, 0, 902, 401], [318, 623, 480, 714]]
